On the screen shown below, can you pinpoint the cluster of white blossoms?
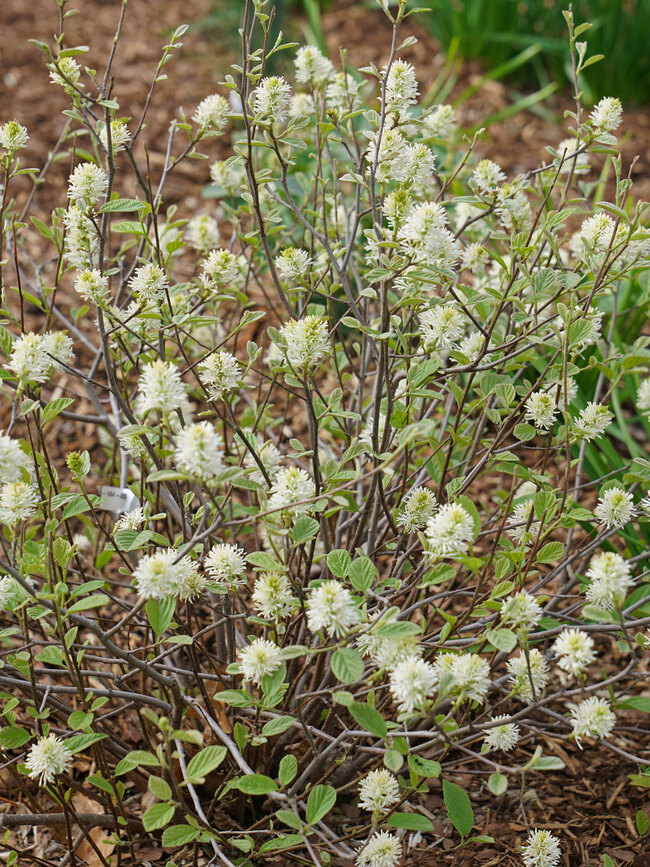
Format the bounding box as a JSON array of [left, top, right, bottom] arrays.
[[307, 580, 360, 637], [129, 263, 169, 303], [508, 499, 541, 546], [199, 350, 241, 401], [358, 631, 421, 670], [0, 119, 29, 152], [435, 652, 491, 703], [275, 248, 311, 284], [500, 591, 543, 631], [268, 466, 316, 514], [48, 55, 81, 93], [585, 551, 635, 610], [253, 75, 293, 123], [193, 93, 230, 133], [384, 59, 419, 113], [186, 214, 220, 253], [174, 421, 224, 483], [133, 549, 205, 601], [590, 95, 623, 133], [357, 769, 400, 813], [397, 201, 459, 268], [594, 486, 636, 528], [571, 401, 613, 441], [506, 650, 549, 703], [0, 576, 16, 610], [424, 502, 475, 559], [0, 481, 37, 526], [279, 315, 330, 368], [204, 543, 246, 586], [74, 269, 110, 305], [389, 656, 437, 712], [68, 162, 108, 208], [252, 571, 296, 621], [200, 248, 241, 288], [483, 716, 521, 752], [244, 438, 283, 486], [98, 119, 131, 154], [26, 734, 72, 786], [355, 831, 401, 867], [525, 390, 558, 430], [9, 331, 74, 385], [420, 304, 466, 352], [396, 486, 437, 532], [521, 829, 561, 867], [294, 45, 334, 89], [64, 205, 99, 269], [552, 628, 596, 677], [137, 360, 188, 416], [570, 696, 616, 746], [239, 638, 283, 685], [0, 432, 32, 484]]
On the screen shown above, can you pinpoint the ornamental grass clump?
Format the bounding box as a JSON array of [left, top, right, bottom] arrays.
[[0, 0, 648, 863]]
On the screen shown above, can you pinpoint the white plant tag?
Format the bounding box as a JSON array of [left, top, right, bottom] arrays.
[[100, 486, 139, 514]]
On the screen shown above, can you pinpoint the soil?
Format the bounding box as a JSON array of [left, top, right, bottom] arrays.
[[0, 1, 649, 866]]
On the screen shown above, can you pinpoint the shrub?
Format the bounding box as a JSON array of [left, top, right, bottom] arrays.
[[0, 0, 649, 864]]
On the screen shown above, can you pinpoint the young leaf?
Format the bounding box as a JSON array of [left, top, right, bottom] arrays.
[[443, 779, 474, 839]]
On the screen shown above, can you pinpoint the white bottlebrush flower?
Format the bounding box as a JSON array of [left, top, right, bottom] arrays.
[[425, 502, 475, 559], [10, 331, 73, 384], [252, 571, 296, 620], [571, 213, 618, 264], [396, 486, 438, 532], [253, 76, 293, 123], [383, 188, 413, 228], [367, 127, 411, 183], [501, 591, 543, 631], [398, 201, 459, 268], [636, 378, 650, 412], [0, 120, 28, 152], [384, 59, 419, 113], [556, 137, 590, 175], [186, 214, 220, 253], [572, 402, 613, 442], [67, 162, 108, 208], [483, 716, 520, 752], [279, 316, 329, 368], [294, 45, 334, 88], [326, 71, 362, 115], [497, 185, 532, 233], [210, 159, 247, 197], [137, 360, 187, 415], [74, 269, 110, 305], [307, 580, 360, 638], [553, 628, 596, 677], [239, 638, 283, 685], [506, 649, 549, 703], [472, 159, 506, 193], [420, 305, 466, 352], [521, 829, 561, 867], [200, 249, 241, 287], [290, 92, 315, 118], [590, 96, 623, 132], [0, 433, 32, 485], [443, 653, 491, 703], [525, 391, 558, 431], [129, 263, 168, 303], [362, 635, 422, 670], [356, 831, 401, 867], [389, 655, 437, 713], [193, 93, 230, 132], [461, 242, 489, 274], [269, 466, 316, 514], [406, 140, 436, 187], [26, 734, 72, 786], [594, 486, 636, 528], [244, 439, 282, 486], [114, 507, 146, 533], [0, 481, 37, 526], [508, 500, 541, 546], [175, 422, 224, 482], [199, 350, 241, 402], [423, 103, 457, 139], [98, 119, 131, 154], [459, 331, 486, 362], [49, 56, 81, 93], [205, 543, 246, 585], [275, 248, 311, 284], [174, 559, 207, 602], [64, 205, 99, 269], [585, 551, 635, 610], [570, 696, 616, 746], [358, 769, 400, 813], [133, 549, 181, 599]]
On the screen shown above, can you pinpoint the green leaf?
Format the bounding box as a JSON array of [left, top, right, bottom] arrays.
[[213, 689, 252, 707], [408, 755, 441, 778], [327, 549, 351, 578], [349, 702, 387, 739], [148, 777, 172, 801], [487, 773, 508, 795], [603, 855, 615, 867], [384, 749, 403, 773], [64, 733, 107, 754], [278, 754, 297, 786], [99, 197, 149, 213], [537, 541, 564, 564], [42, 397, 75, 425], [443, 779, 474, 839], [485, 627, 517, 653], [513, 423, 536, 441], [146, 598, 176, 636], [306, 784, 336, 825], [236, 774, 278, 795], [142, 802, 175, 832], [246, 551, 284, 571], [530, 755, 565, 771], [636, 809, 649, 836], [275, 809, 302, 830], [349, 556, 377, 590], [261, 716, 294, 737], [331, 647, 364, 683], [259, 834, 302, 852], [291, 515, 319, 544], [66, 594, 109, 614], [185, 745, 227, 783], [114, 749, 160, 775], [376, 620, 420, 639], [161, 825, 200, 847], [387, 812, 434, 832], [0, 726, 30, 748], [617, 696, 650, 714]]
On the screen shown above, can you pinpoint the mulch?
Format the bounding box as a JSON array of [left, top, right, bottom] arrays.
[[0, 1, 649, 865]]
